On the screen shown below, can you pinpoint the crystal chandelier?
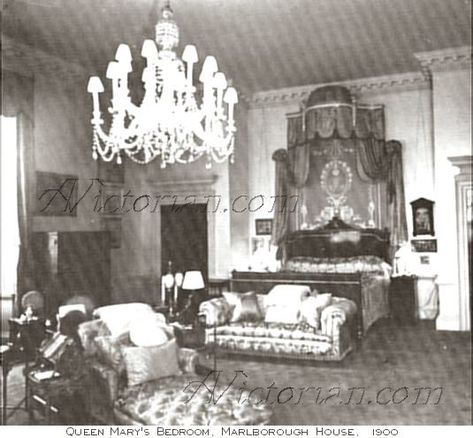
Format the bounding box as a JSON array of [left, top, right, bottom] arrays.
[[87, 1, 238, 168]]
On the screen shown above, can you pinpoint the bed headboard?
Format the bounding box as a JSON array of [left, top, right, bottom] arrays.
[[283, 217, 390, 262]]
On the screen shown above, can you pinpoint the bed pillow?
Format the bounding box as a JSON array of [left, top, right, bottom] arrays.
[[122, 339, 181, 386], [265, 284, 311, 307], [129, 313, 173, 347], [222, 291, 263, 323], [93, 303, 155, 337]]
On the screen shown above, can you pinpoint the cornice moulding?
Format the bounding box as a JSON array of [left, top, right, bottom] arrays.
[[249, 72, 429, 108], [448, 155, 473, 176], [414, 46, 472, 74]]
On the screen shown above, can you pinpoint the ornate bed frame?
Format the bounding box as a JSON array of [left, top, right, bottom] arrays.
[[231, 218, 390, 339]]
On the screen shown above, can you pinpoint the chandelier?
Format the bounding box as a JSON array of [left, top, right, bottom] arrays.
[[87, 1, 238, 168]]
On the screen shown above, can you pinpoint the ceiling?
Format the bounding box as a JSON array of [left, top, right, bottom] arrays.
[[2, 0, 471, 94]]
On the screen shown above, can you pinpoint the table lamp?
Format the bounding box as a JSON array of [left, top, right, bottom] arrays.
[[180, 271, 205, 324]]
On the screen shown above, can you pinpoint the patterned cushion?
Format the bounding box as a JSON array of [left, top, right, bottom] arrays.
[[199, 298, 233, 326], [300, 293, 333, 329], [223, 291, 263, 323], [115, 374, 272, 425], [212, 334, 332, 357], [95, 333, 131, 373], [77, 319, 111, 357], [122, 339, 181, 386], [209, 321, 328, 342]]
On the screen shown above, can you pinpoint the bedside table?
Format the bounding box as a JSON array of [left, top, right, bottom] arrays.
[[389, 275, 417, 324]]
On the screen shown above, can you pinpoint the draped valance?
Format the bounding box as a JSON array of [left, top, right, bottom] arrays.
[[287, 86, 385, 145], [272, 85, 408, 258]]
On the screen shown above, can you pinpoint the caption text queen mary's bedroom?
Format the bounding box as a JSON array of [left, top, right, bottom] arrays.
[[0, 0, 472, 428]]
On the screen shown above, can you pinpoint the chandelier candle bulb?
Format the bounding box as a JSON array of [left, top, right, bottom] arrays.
[[87, 1, 237, 166], [87, 77, 104, 120]]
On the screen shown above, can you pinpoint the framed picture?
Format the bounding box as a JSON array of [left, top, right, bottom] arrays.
[[35, 171, 78, 216], [255, 218, 273, 235], [98, 159, 125, 184], [411, 239, 437, 253], [103, 217, 122, 248], [410, 198, 435, 236]]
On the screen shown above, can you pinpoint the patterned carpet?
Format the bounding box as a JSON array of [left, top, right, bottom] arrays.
[[2, 319, 471, 425]]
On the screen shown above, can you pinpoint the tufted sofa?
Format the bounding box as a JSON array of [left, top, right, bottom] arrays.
[[199, 293, 357, 362]]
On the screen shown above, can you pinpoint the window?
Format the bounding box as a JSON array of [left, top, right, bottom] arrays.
[[1, 115, 20, 297]]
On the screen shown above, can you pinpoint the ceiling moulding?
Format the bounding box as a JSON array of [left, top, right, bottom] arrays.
[[2, 36, 88, 82], [249, 71, 429, 108], [414, 46, 472, 79]]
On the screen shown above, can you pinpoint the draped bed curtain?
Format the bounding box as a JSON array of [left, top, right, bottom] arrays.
[[1, 70, 36, 306], [271, 86, 408, 257]]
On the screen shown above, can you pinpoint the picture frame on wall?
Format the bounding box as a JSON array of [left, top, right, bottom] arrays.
[[35, 171, 78, 216], [411, 239, 437, 253], [410, 197, 435, 237], [255, 218, 273, 235]]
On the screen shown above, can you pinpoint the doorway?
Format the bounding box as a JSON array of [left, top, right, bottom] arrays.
[[160, 203, 208, 281]]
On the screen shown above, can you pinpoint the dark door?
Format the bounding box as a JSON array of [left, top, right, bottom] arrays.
[[161, 203, 208, 281]]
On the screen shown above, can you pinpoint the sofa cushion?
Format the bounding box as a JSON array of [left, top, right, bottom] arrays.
[[129, 313, 172, 347], [210, 321, 329, 343], [122, 339, 181, 386], [300, 293, 333, 329], [95, 333, 131, 374], [223, 291, 263, 323], [77, 319, 111, 357], [93, 303, 155, 337], [264, 305, 300, 325], [210, 330, 332, 357], [199, 298, 234, 327], [265, 284, 311, 306]]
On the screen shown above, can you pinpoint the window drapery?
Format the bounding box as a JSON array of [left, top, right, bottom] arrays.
[[1, 116, 20, 298], [1, 70, 36, 304]]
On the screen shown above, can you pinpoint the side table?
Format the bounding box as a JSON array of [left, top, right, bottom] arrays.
[[27, 369, 87, 424]]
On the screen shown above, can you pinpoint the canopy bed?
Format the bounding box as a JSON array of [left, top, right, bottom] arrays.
[[237, 86, 408, 338]]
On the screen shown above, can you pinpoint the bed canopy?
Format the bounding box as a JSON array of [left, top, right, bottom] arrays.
[[271, 85, 408, 259]]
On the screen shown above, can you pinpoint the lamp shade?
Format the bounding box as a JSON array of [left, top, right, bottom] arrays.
[[182, 271, 205, 290]]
